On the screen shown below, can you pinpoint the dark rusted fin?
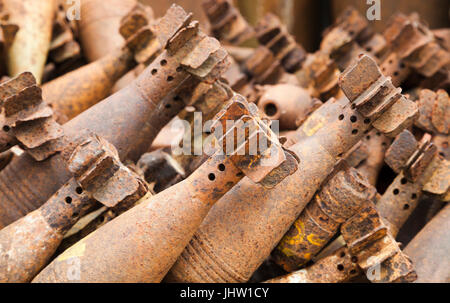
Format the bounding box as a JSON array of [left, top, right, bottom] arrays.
[[202, 0, 254, 45], [339, 55, 418, 137], [254, 13, 306, 73], [0, 72, 64, 160]]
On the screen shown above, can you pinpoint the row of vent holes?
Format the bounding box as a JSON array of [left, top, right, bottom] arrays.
[[338, 114, 371, 136], [208, 164, 226, 181], [338, 252, 358, 275], [151, 59, 183, 82], [65, 187, 84, 205], [392, 178, 418, 210], [381, 60, 406, 77]]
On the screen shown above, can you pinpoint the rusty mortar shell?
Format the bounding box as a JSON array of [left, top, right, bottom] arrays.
[[0, 4, 230, 229], [33, 96, 298, 283], [272, 165, 376, 272], [42, 48, 136, 123], [322, 7, 387, 59], [379, 130, 448, 236], [340, 202, 417, 283], [266, 246, 360, 283], [202, 0, 255, 46], [404, 203, 450, 283], [42, 3, 160, 123], [4, 0, 55, 84], [165, 55, 418, 283], [254, 13, 307, 73], [78, 0, 139, 62], [384, 13, 450, 78], [257, 84, 321, 131], [0, 132, 147, 282]]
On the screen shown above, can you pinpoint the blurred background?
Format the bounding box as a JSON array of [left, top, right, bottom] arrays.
[[139, 0, 450, 52]]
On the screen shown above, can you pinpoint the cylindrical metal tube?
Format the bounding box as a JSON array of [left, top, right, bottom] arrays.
[[42, 48, 136, 123], [0, 179, 93, 283], [78, 0, 137, 62], [266, 247, 360, 283], [33, 154, 243, 282], [166, 97, 374, 283], [0, 48, 192, 229], [4, 0, 55, 83], [404, 204, 450, 283], [272, 167, 374, 272]]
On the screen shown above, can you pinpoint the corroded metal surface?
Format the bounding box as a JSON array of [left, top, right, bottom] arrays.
[[341, 202, 417, 283], [295, 51, 342, 100], [0, 72, 64, 161], [272, 166, 375, 272], [166, 55, 417, 283], [266, 247, 360, 283], [0, 5, 229, 229], [0, 132, 147, 282], [42, 48, 136, 123], [78, 0, 138, 62], [203, 0, 254, 45], [415, 89, 449, 135], [33, 96, 297, 283], [384, 13, 450, 78], [379, 130, 449, 236], [254, 13, 306, 73], [404, 204, 450, 283]]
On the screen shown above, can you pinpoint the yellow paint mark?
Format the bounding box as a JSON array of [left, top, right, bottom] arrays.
[[303, 253, 312, 261], [281, 220, 306, 246], [57, 242, 86, 261], [307, 234, 326, 246], [302, 117, 324, 137]]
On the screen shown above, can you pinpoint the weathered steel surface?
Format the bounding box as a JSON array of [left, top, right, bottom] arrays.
[[266, 247, 360, 283], [404, 204, 450, 283], [0, 72, 64, 161], [0, 133, 147, 282], [4, 0, 55, 83], [415, 89, 449, 135], [0, 5, 229, 229], [166, 55, 417, 283], [78, 0, 138, 62], [378, 130, 449, 236], [341, 202, 417, 283], [272, 166, 375, 272], [42, 48, 136, 124], [254, 13, 306, 73], [33, 96, 297, 283], [384, 13, 450, 78], [203, 0, 254, 45]]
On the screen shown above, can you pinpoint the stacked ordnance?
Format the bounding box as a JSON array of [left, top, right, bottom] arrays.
[[0, 0, 448, 283]]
